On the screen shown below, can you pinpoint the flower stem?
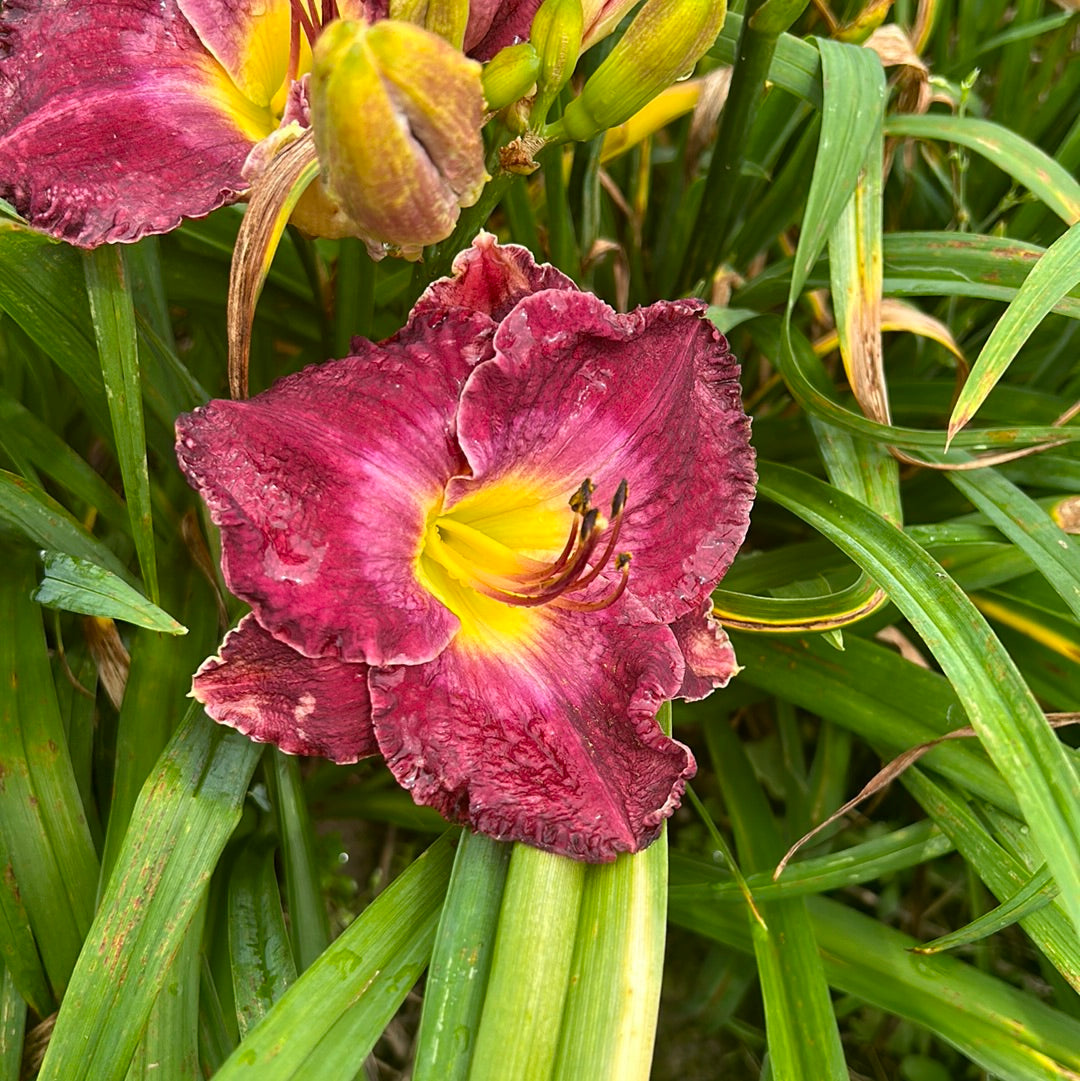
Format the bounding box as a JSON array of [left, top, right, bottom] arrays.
[[412, 831, 511, 1081], [468, 843, 585, 1081], [684, 0, 810, 289]]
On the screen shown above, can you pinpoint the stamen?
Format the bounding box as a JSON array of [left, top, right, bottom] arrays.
[[569, 478, 595, 515], [427, 477, 633, 615], [287, 8, 301, 87], [557, 553, 632, 612], [558, 479, 628, 595], [289, 0, 317, 46]]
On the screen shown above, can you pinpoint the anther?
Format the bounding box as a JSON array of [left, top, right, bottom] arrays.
[[569, 477, 594, 515]]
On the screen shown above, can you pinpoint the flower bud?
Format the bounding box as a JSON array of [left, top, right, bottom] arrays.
[[423, 0, 471, 49], [310, 19, 489, 260], [482, 41, 541, 110], [560, 0, 726, 142], [531, 0, 584, 96]]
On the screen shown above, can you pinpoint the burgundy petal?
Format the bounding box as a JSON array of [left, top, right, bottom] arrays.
[[176, 308, 494, 667], [463, 0, 544, 60], [193, 615, 376, 763], [0, 0, 270, 246], [449, 290, 756, 622], [412, 231, 577, 325], [672, 600, 740, 701], [368, 597, 696, 861]]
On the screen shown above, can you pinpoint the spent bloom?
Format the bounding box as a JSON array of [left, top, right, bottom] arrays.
[[176, 235, 755, 861], [0, 0, 500, 249]]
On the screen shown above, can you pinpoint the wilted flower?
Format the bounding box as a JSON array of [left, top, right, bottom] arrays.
[[176, 235, 755, 861], [310, 18, 487, 260], [0, 0, 496, 248]]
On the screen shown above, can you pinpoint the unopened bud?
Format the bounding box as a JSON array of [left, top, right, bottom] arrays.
[[310, 19, 489, 260], [482, 41, 541, 110], [423, 0, 470, 49], [560, 0, 726, 141], [531, 0, 584, 96]]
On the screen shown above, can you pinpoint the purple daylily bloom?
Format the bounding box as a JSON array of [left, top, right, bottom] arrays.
[[176, 235, 755, 861], [0, 0, 511, 248]]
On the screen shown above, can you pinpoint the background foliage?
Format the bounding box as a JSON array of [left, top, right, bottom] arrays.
[[1, 0, 1079, 1078]]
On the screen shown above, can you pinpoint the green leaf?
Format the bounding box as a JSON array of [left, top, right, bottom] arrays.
[[37, 706, 262, 1081], [413, 830, 510, 1081], [942, 464, 1080, 623], [0, 469, 133, 583], [0, 965, 27, 1081], [34, 551, 186, 634], [757, 460, 1080, 939], [706, 715, 848, 1081], [0, 388, 130, 535], [884, 114, 1080, 226], [228, 841, 297, 1038], [213, 832, 455, 1080], [914, 864, 1057, 955], [670, 890, 1080, 1077], [948, 221, 1080, 439], [0, 551, 99, 1004], [787, 38, 884, 309], [469, 845, 585, 1081], [266, 751, 330, 973], [551, 700, 674, 1081], [0, 223, 110, 437], [671, 820, 954, 903], [84, 246, 158, 603]]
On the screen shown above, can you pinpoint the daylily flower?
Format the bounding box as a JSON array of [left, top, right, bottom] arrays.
[[0, 0, 504, 248], [176, 235, 755, 861]]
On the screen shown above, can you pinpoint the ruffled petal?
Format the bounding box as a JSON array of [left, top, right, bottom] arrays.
[[450, 290, 755, 622], [413, 231, 576, 324], [368, 597, 696, 861], [672, 600, 741, 701], [463, 0, 544, 60], [193, 614, 376, 763], [0, 0, 272, 246], [176, 0, 292, 107], [176, 307, 494, 666]]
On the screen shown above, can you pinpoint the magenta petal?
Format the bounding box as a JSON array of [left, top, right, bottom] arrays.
[[176, 308, 494, 666], [412, 232, 577, 324], [369, 599, 696, 861], [672, 601, 741, 701], [193, 615, 376, 763], [451, 291, 756, 622], [0, 0, 264, 246]]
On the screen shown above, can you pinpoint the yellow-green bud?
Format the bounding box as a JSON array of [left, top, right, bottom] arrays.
[[310, 19, 489, 261], [560, 0, 726, 142], [423, 0, 470, 49], [482, 42, 541, 110], [531, 0, 584, 95]]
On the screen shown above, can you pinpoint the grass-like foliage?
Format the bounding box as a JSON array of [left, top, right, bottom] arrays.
[[2, 1, 1079, 1078]]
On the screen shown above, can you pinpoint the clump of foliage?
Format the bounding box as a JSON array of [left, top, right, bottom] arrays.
[[1, 1, 1079, 1079]]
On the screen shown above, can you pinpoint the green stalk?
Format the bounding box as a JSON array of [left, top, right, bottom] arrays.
[[265, 750, 330, 972], [684, 0, 811, 287], [550, 701, 675, 1081], [332, 238, 374, 355], [469, 844, 585, 1081], [412, 831, 511, 1081]]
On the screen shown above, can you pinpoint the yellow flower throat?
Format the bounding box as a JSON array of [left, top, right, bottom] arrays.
[[417, 477, 631, 650]]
